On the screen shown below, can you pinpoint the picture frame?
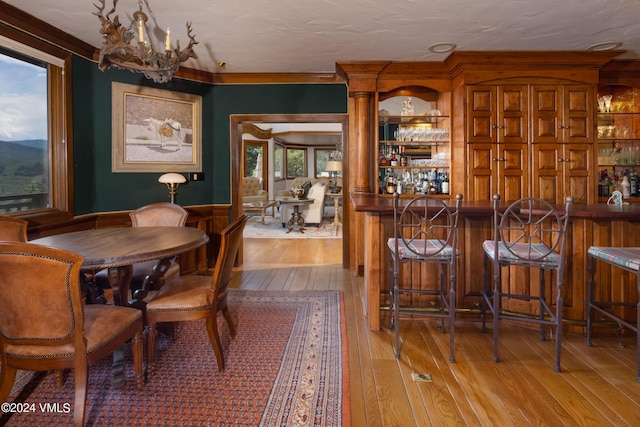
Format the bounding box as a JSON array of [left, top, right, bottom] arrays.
[[111, 82, 202, 172]]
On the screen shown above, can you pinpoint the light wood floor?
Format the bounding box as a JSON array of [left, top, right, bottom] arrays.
[[233, 237, 640, 426]]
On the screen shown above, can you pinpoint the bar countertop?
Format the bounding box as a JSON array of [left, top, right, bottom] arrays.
[[350, 193, 640, 221]]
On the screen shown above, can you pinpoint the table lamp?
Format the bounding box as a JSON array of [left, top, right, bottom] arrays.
[[326, 161, 342, 193], [158, 172, 187, 204]]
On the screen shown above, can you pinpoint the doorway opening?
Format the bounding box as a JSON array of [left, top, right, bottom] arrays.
[[231, 114, 349, 268]]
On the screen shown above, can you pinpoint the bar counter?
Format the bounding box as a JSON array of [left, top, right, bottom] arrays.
[[351, 193, 640, 331]]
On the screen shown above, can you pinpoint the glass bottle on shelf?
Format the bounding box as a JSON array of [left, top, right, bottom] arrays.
[[630, 171, 638, 197], [441, 172, 449, 195]]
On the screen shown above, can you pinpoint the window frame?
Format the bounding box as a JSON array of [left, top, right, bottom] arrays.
[[274, 142, 285, 181], [314, 148, 331, 178], [0, 28, 73, 222], [285, 147, 307, 179]]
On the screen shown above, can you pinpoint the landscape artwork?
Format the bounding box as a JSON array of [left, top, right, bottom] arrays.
[[111, 82, 202, 172]]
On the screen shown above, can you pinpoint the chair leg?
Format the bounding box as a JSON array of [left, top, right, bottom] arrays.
[[439, 265, 446, 334], [72, 357, 88, 427], [586, 255, 595, 347], [636, 273, 640, 382], [147, 322, 158, 378], [132, 330, 144, 389], [206, 314, 225, 371], [492, 265, 500, 363], [54, 369, 64, 387], [449, 264, 456, 363], [222, 305, 236, 338], [0, 365, 17, 403], [554, 283, 563, 373], [539, 273, 546, 341], [481, 254, 488, 332], [393, 284, 400, 359]]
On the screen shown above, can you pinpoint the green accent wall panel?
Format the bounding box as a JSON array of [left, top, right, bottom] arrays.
[[71, 56, 347, 214]]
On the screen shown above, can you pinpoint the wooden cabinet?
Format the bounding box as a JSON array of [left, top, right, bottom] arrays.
[[466, 85, 528, 143], [532, 143, 593, 204], [467, 143, 528, 202], [465, 85, 528, 202], [531, 85, 594, 143]]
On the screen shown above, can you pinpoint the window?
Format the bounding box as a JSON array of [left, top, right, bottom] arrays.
[[243, 140, 267, 188], [314, 148, 331, 177], [0, 33, 70, 217], [286, 147, 306, 178], [274, 143, 284, 180]]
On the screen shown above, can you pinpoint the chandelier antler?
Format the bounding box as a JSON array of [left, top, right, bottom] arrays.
[[93, 0, 198, 83]]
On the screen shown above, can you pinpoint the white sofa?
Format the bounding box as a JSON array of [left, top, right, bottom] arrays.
[[281, 182, 326, 226]]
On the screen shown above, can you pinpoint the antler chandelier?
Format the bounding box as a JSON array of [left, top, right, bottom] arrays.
[[93, 0, 198, 83]]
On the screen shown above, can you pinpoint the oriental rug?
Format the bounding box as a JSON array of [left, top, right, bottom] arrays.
[[2, 290, 349, 427], [243, 211, 341, 239]]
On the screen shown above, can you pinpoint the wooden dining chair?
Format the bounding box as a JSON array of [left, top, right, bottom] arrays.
[[0, 242, 145, 427], [94, 202, 189, 293], [0, 215, 28, 242], [145, 215, 248, 376]]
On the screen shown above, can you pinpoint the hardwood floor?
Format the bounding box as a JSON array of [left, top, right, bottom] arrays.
[[233, 237, 640, 426]]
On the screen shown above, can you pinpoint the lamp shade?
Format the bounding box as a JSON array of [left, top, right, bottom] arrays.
[[158, 173, 187, 184], [326, 161, 342, 172]]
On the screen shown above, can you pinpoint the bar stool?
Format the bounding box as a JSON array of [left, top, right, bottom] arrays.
[[586, 246, 640, 382], [482, 195, 573, 372], [387, 192, 463, 361]]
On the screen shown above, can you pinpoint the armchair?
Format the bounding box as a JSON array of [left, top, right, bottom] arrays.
[[0, 242, 144, 427], [243, 176, 268, 203]]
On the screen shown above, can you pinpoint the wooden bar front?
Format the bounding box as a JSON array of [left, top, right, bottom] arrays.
[[352, 193, 640, 331]]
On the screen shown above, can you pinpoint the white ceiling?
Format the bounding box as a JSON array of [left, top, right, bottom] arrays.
[[4, 0, 640, 74]]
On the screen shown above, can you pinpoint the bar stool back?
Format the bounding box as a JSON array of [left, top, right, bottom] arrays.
[[387, 193, 463, 361], [587, 246, 640, 382], [482, 195, 573, 372]]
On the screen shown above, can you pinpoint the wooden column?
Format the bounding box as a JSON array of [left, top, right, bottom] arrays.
[[353, 91, 372, 193]]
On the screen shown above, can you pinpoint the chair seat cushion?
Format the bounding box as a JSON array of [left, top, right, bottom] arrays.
[[387, 238, 453, 260], [146, 276, 211, 312], [588, 246, 640, 272], [483, 240, 559, 266], [6, 305, 142, 359]]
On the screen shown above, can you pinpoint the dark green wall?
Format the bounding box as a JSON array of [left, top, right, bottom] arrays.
[[71, 56, 347, 215]]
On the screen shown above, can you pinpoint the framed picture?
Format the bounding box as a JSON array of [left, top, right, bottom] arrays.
[[111, 82, 202, 172]]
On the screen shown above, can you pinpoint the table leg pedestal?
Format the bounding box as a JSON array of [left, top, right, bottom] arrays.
[[106, 264, 133, 389], [287, 205, 306, 233]]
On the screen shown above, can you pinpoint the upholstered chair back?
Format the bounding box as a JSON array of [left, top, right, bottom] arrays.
[[129, 202, 188, 227], [0, 215, 28, 242]]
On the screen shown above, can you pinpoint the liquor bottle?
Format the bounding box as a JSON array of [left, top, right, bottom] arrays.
[[621, 174, 631, 198], [390, 149, 398, 166], [441, 172, 449, 195], [630, 171, 638, 197]]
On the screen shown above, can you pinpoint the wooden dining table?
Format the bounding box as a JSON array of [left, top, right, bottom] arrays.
[[31, 226, 209, 387]]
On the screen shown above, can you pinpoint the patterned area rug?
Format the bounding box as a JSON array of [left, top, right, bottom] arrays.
[[3, 290, 349, 427], [243, 211, 341, 239]]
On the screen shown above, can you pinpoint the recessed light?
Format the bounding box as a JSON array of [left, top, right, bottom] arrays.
[[586, 41, 623, 51], [427, 42, 457, 53]]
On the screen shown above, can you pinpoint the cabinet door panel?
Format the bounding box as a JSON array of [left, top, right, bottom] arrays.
[[531, 86, 561, 142], [467, 86, 495, 143], [564, 85, 593, 142], [499, 86, 528, 143], [564, 143, 592, 203], [499, 144, 528, 201], [532, 144, 561, 203], [467, 143, 494, 201]]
